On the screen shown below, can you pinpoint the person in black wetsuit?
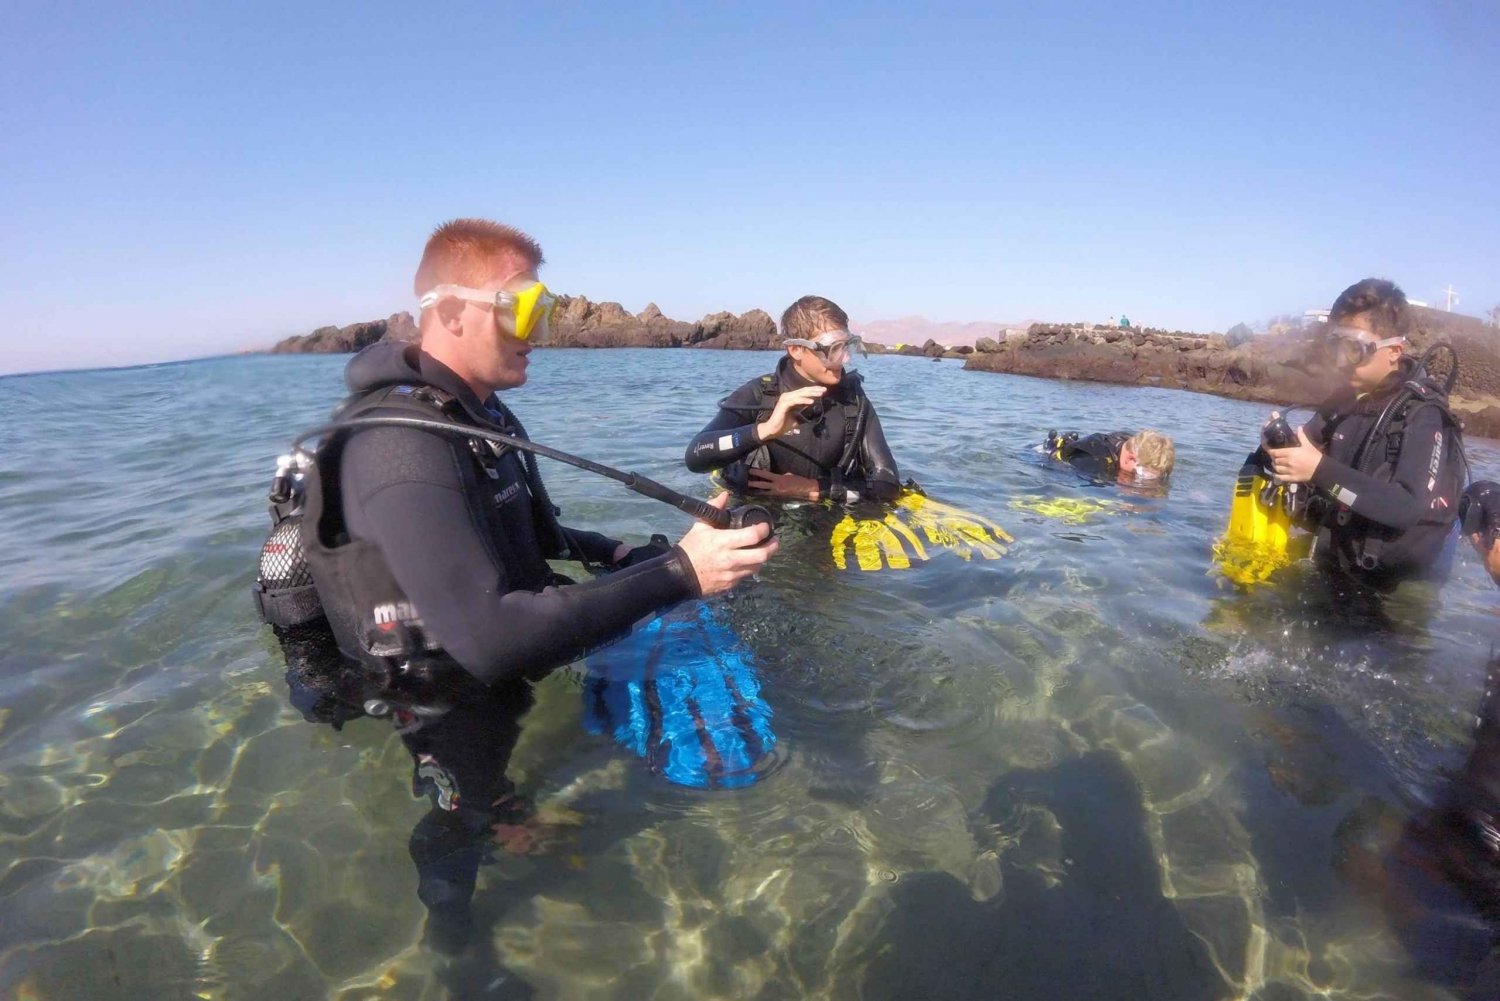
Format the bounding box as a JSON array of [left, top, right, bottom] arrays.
[[1316, 483, 1500, 997], [684, 295, 900, 504], [282, 218, 776, 954], [1044, 429, 1175, 484], [1263, 278, 1466, 591], [1462, 481, 1500, 587]]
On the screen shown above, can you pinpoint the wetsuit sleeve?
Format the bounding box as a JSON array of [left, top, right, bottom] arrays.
[[344, 428, 698, 686], [1308, 404, 1450, 531], [684, 407, 761, 473], [832, 405, 901, 502], [557, 527, 622, 565]]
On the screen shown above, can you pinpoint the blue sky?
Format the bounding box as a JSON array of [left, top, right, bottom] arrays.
[[1, 1, 1496, 374]]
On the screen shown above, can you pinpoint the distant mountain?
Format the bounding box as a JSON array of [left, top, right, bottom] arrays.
[[851, 315, 1041, 347]]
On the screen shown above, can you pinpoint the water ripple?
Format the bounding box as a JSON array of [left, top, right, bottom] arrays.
[[3, 351, 1499, 999]]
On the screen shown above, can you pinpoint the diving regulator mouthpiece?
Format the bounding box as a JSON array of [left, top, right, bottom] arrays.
[[1262, 416, 1298, 450], [729, 504, 775, 537]]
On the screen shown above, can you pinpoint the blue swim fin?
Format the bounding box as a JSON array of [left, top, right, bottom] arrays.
[[584, 604, 775, 789]]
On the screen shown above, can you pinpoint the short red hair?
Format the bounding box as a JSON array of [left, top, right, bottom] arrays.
[[413, 218, 545, 297]]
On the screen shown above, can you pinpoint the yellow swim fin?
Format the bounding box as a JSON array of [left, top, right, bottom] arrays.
[[829, 489, 1013, 571], [1008, 495, 1115, 525], [892, 492, 1014, 562], [830, 511, 928, 571], [1213, 452, 1309, 585]]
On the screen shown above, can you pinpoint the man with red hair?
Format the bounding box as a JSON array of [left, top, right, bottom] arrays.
[[296, 218, 775, 951]]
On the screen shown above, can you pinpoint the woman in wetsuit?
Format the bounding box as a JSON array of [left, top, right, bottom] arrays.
[[684, 295, 901, 504]]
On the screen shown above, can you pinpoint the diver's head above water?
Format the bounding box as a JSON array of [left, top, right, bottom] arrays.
[[413, 219, 554, 398], [1323, 278, 1411, 395], [1462, 481, 1500, 586], [1119, 430, 1175, 483], [781, 295, 864, 388]]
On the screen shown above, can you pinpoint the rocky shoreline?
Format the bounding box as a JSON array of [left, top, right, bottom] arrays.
[[963, 310, 1500, 438], [266, 295, 784, 355], [266, 299, 1500, 438]]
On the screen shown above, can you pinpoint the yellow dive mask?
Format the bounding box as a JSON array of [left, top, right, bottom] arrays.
[[419, 281, 558, 341]]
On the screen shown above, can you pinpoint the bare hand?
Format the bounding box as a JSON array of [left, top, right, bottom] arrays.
[[1266, 426, 1323, 484], [747, 468, 821, 500], [676, 492, 778, 596], [755, 386, 826, 441]]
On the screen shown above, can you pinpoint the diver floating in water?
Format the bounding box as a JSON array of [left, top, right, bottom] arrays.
[[1044, 429, 1175, 485], [252, 218, 777, 955], [1223, 278, 1467, 591]]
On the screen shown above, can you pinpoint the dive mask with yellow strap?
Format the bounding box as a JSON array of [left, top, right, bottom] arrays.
[[419, 282, 558, 342]]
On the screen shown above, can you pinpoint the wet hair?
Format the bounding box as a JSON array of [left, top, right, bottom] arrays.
[[1127, 430, 1175, 476], [781, 295, 850, 342], [1328, 278, 1411, 341], [413, 218, 545, 297]]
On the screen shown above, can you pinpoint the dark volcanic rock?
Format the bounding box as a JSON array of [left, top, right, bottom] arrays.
[[546, 296, 777, 350], [270, 312, 418, 354], [548, 295, 694, 347], [963, 318, 1500, 439], [271, 298, 779, 354], [964, 323, 1340, 405], [695, 309, 779, 350], [1407, 306, 1500, 402]]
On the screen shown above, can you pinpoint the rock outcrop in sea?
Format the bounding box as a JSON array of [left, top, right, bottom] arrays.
[[267, 297, 780, 355], [265, 301, 1500, 437], [268, 312, 420, 354], [544, 296, 780, 350], [964, 308, 1500, 437]]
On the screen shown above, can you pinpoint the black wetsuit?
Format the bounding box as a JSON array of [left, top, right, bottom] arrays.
[[278, 626, 535, 956], [332, 343, 698, 686], [1296, 360, 1464, 587], [1048, 431, 1129, 481], [684, 356, 900, 503], [285, 342, 704, 954], [1385, 654, 1500, 996]]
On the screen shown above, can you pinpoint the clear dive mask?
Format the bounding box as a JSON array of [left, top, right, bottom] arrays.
[[1325, 324, 1404, 369], [784, 330, 866, 366]]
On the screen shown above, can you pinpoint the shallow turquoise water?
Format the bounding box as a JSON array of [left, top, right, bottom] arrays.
[[3, 349, 1500, 1000]]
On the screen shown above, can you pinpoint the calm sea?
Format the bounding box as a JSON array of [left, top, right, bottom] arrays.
[[3, 349, 1499, 1000]]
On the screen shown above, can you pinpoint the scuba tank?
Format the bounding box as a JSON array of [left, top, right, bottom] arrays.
[[252, 453, 323, 628], [251, 448, 456, 731]]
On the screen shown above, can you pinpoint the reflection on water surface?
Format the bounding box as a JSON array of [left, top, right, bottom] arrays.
[[3, 350, 1500, 999]]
